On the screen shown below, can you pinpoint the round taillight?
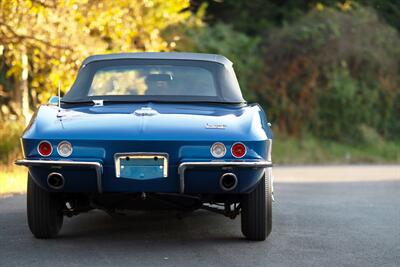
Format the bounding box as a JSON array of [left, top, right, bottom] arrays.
[[57, 141, 73, 157], [210, 142, 226, 158], [231, 142, 247, 158], [37, 141, 52, 157]]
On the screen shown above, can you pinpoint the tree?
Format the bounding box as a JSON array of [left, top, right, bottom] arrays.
[[0, 0, 192, 121], [255, 5, 400, 140]]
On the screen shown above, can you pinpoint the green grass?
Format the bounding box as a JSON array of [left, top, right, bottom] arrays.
[[273, 136, 400, 164]]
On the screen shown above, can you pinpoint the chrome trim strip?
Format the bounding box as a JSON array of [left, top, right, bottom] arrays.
[[15, 159, 103, 193], [178, 160, 273, 193], [20, 138, 26, 158]]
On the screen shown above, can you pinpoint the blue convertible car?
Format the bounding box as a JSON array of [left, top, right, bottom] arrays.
[[16, 52, 273, 241]]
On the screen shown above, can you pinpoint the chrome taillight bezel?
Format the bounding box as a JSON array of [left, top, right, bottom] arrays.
[[57, 141, 73, 157], [37, 140, 53, 157], [210, 142, 227, 158], [231, 142, 247, 158]]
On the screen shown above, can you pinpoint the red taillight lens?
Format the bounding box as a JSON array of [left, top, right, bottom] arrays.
[[231, 142, 246, 158], [38, 141, 52, 157]]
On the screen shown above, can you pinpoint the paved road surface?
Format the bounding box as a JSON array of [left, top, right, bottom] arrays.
[[0, 165, 399, 267]]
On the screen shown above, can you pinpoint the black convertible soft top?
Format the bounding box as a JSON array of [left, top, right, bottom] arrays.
[[82, 52, 233, 68], [62, 52, 245, 104]]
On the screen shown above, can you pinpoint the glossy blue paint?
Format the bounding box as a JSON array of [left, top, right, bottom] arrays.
[[24, 103, 269, 141], [21, 102, 272, 193]]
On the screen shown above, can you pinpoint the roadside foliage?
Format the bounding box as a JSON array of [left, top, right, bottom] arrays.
[[255, 6, 400, 142], [0, 0, 399, 166]]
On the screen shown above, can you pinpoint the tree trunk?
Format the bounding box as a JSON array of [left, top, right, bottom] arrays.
[[21, 49, 30, 123]]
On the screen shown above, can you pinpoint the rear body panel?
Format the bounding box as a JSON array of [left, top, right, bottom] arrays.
[[21, 102, 272, 194]]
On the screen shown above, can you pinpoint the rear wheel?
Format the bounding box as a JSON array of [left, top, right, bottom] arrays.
[[241, 173, 272, 241], [27, 174, 64, 238]]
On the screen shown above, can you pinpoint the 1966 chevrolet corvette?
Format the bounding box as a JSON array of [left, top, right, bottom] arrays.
[[16, 52, 273, 241]]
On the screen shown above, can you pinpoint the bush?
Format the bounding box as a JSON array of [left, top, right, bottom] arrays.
[[0, 120, 24, 164], [255, 5, 400, 142]]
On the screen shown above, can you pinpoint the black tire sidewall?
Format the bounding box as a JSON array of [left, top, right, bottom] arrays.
[[27, 174, 64, 238], [241, 172, 272, 240]]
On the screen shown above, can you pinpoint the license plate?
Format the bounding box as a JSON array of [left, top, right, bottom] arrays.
[[114, 153, 168, 180]]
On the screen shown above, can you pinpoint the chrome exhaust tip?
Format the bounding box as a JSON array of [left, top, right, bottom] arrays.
[[220, 173, 238, 191], [47, 172, 65, 189]]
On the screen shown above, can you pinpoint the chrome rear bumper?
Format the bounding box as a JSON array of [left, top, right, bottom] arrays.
[[178, 161, 272, 193], [15, 159, 103, 193], [15, 159, 272, 194]]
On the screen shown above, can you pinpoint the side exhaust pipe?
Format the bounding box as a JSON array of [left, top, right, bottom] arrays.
[[220, 173, 238, 191], [47, 172, 65, 189]]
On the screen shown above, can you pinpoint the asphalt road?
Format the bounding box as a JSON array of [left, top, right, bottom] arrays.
[[0, 165, 399, 267]]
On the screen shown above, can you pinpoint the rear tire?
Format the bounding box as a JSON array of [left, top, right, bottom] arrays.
[[241, 173, 272, 241], [27, 174, 64, 238]]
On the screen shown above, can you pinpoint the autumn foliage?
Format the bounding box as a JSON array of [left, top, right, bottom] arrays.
[[254, 6, 400, 141], [0, 0, 193, 116]]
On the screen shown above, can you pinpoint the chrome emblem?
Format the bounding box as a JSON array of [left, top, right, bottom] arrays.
[[205, 123, 226, 129], [134, 107, 159, 116]]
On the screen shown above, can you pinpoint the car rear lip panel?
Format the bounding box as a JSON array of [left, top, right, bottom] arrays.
[[15, 159, 272, 194], [178, 160, 272, 193], [15, 159, 103, 193]]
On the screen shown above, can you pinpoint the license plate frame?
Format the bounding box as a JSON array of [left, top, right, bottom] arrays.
[[114, 153, 168, 180]]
